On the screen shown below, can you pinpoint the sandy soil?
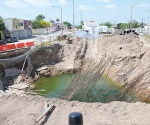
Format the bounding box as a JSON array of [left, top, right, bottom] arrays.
[[1, 34, 150, 125], [0, 95, 150, 125]]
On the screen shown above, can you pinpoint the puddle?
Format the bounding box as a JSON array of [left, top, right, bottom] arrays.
[[33, 73, 137, 103]]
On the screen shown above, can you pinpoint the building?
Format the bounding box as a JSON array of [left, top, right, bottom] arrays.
[[24, 20, 32, 29], [3, 18, 32, 40], [99, 26, 114, 34], [144, 25, 150, 33], [83, 21, 114, 35], [83, 21, 100, 35], [49, 23, 59, 33], [19, 19, 24, 30]]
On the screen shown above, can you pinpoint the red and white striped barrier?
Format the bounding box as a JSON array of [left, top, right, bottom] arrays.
[[0, 41, 34, 52]]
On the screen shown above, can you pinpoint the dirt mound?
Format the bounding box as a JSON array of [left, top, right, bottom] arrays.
[[89, 34, 150, 101], [0, 95, 150, 125], [33, 37, 87, 77]]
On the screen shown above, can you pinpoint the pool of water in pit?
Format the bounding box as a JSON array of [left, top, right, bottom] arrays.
[[33, 73, 137, 103]]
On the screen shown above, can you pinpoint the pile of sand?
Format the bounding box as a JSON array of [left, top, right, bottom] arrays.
[[0, 95, 150, 125]]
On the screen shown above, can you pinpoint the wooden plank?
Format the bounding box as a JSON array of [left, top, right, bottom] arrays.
[[0, 90, 7, 96], [36, 105, 54, 122]]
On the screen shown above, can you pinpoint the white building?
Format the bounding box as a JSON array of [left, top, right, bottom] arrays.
[[3, 18, 13, 31], [83, 21, 114, 35], [83, 21, 99, 35], [144, 25, 150, 33], [3, 18, 32, 39], [19, 19, 24, 30]]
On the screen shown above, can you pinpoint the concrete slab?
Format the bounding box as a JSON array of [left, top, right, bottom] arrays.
[[9, 82, 29, 90]]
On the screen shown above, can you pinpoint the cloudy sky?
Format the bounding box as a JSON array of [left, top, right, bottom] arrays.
[[0, 0, 150, 24]]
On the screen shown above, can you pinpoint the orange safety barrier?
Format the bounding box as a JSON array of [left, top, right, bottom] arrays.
[[0, 44, 16, 52], [0, 41, 34, 52], [6, 44, 16, 50], [2, 45, 8, 51], [16, 43, 25, 49], [25, 42, 34, 47], [0, 46, 4, 52]]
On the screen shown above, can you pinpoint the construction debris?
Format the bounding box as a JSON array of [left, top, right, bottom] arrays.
[[36, 105, 55, 122]]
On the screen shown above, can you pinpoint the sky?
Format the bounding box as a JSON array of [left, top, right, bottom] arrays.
[[0, 0, 150, 25]]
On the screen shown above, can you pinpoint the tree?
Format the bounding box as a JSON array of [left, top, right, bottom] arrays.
[[132, 20, 139, 28], [56, 19, 60, 22], [32, 20, 41, 29], [36, 14, 45, 20], [76, 25, 82, 29], [40, 20, 50, 28], [63, 21, 72, 27], [76, 21, 84, 29], [103, 22, 112, 28], [0, 16, 6, 31], [116, 20, 140, 29], [32, 14, 50, 29], [81, 21, 84, 26], [50, 20, 55, 23], [117, 23, 129, 29]]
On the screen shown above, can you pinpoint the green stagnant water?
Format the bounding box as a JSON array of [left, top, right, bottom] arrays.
[[33, 73, 137, 103]]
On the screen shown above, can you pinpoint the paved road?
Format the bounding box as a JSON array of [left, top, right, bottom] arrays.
[[19, 31, 62, 45]]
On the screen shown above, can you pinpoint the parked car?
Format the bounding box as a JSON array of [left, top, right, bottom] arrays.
[[0, 40, 6, 45], [11, 36, 18, 42], [6, 36, 18, 43]]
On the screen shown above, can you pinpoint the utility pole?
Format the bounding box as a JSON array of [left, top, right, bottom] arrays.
[[114, 16, 119, 27], [72, 0, 75, 33], [81, 10, 83, 22], [130, 4, 140, 29], [142, 18, 145, 28], [52, 6, 63, 35], [45, 5, 47, 21], [61, 8, 62, 34]]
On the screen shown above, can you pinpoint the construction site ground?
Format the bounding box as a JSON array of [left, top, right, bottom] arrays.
[[1, 33, 150, 124]]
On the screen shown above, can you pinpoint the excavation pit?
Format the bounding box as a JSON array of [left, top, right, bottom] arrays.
[[33, 73, 137, 103]]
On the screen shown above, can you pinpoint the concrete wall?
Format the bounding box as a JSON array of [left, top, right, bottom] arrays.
[[32, 28, 47, 35], [11, 29, 32, 39], [32, 24, 59, 35]]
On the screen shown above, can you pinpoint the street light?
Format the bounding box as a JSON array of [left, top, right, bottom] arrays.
[[72, 0, 75, 33], [142, 18, 145, 28], [130, 4, 141, 29], [52, 6, 63, 35], [113, 16, 120, 28]]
